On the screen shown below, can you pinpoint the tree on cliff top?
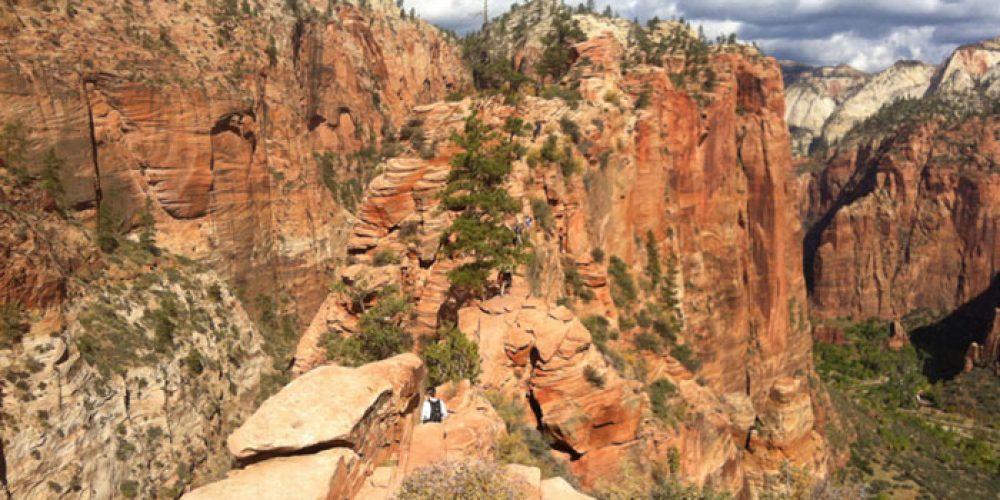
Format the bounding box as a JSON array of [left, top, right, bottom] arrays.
[[441, 112, 527, 298]]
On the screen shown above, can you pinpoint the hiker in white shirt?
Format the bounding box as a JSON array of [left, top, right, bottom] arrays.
[[421, 387, 448, 423]]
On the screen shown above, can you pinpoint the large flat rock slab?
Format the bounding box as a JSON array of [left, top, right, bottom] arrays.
[[182, 449, 358, 500], [228, 354, 423, 460]]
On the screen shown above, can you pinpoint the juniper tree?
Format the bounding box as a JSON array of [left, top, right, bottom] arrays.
[[139, 196, 158, 254], [441, 112, 527, 297]]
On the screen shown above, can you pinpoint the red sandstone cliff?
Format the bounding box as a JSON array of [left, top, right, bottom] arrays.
[[804, 105, 1000, 321], [0, 0, 469, 323], [294, 19, 827, 495]]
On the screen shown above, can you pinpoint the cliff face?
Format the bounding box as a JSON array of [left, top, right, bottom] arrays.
[[784, 61, 936, 155], [928, 36, 1000, 96], [0, 165, 274, 498], [784, 64, 870, 155], [294, 12, 827, 494], [804, 108, 1000, 322], [2, 1, 829, 497], [0, 0, 469, 323]]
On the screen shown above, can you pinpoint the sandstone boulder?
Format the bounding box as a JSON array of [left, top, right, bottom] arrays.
[[541, 477, 595, 500], [505, 463, 543, 500], [182, 449, 358, 500], [228, 354, 424, 460]]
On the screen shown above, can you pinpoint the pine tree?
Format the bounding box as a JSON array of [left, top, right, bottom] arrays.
[[139, 196, 158, 255], [441, 112, 527, 297]]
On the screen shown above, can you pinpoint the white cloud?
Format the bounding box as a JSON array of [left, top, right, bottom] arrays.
[[411, 0, 1000, 71]]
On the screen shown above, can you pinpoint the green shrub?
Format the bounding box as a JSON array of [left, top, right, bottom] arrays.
[[96, 195, 121, 254], [373, 249, 400, 267], [183, 349, 205, 375], [582, 315, 613, 345], [531, 198, 555, 232], [540, 86, 582, 106], [635, 332, 661, 353], [325, 286, 412, 366], [583, 365, 605, 388], [118, 480, 139, 498], [0, 301, 26, 349], [670, 344, 700, 372], [590, 247, 605, 263], [422, 326, 481, 387], [559, 116, 581, 144], [648, 378, 677, 422], [562, 257, 594, 303], [608, 256, 637, 308]]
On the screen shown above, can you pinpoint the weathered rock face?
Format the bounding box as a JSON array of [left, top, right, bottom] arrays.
[[783, 61, 935, 155], [804, 113, 1000, 321], [784, 64, 870, 155], [822, 61, 937, 145], [0, 238, 273, 497], [182, 449, 359, 500], [0, 0, 469, 324], [928, 36, 1000, 96], [459, 295, 644, 458], [0, 167, 100, 310], [228, 354, 424, 460]]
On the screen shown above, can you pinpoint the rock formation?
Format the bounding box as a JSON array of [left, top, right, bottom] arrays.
[[186, 354, 592, 499], [0, 0, 469, 325], [784, 38, 1000, 157], [1, 0, 834, 497], [784, 61, 936, 155], [804, 99, 1000, 321], [965, 308, 1000, 375], [927, 36, 1000, 96], [783, 64, 870, 155], [289, 6, 828, 494]]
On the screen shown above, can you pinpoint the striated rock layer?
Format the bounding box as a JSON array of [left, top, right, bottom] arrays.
[[0, 0, 470, 322]]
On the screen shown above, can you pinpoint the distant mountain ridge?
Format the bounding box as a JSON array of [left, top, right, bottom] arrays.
[[783, 36, 1000, 155]]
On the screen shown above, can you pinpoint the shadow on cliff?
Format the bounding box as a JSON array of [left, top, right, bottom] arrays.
[[910, 274, 1000, 382], [802, 146, 881, 294]]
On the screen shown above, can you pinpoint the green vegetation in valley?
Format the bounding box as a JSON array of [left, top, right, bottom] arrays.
[[815, 318, 1000, 498]]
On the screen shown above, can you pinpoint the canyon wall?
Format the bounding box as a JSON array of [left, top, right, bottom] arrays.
[[295, 16, 828, 495], [0, 0, 469, 323], [1, 1, 833, 497]]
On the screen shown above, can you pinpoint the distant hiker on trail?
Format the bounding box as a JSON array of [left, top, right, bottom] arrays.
[[421, 387, 448, 424], [533, 120, 543, 140]]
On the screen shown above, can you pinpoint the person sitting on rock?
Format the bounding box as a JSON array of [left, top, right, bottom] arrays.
[[421, 387, 448, 424]]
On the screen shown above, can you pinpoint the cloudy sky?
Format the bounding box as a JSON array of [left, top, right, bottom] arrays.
[[412, 0, 1000, 72]]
